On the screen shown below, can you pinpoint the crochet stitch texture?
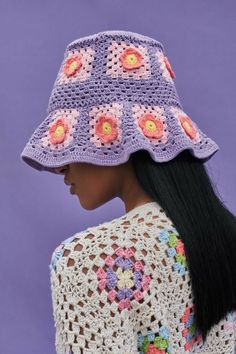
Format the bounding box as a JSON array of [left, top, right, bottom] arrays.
[[20, 30, 219, 173], [49, 201, 236, 353]]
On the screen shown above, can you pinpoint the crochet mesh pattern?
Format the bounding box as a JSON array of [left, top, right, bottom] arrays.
[[20, 30, 219, 174], [49, 202, 236, 353]]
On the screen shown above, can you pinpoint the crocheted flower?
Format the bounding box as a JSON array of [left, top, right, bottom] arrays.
[[181, 305, 203, 351], [94, 115, 119, 143], [157, 228, 188, 276], [41, 109, 78, 150], [163, 56, 175, 79], [168, 233, 178, 248], [63, 56, 82, 77], [89, 103, 123, 147], [119, 47, 143, 70], [179, 115, 197, 140], [134, 260, 144, 271], [106, 42, 151, 79], [56, 47, 95, 84], [49, 234, 78, 272], [96, 267, 107, 290], [138, 113, 164, 139], [167, 248, 176, 257], [158, 229, 169, 243], [95, 246, 151, 312], [170, 106, 201, 144], [147, 345, 165, 354], [175, 239, 185, 255], [137, 325, 172, 353], [132, 104, 168, 144], [115, 246, 134, 258], [49, 118, 68, 145], [104, 255, 115, 267], [116, 268, 134, 289], [156, 49, 175, 83]]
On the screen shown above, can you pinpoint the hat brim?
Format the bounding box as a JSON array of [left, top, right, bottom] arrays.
[[20, 104, 220, 174]]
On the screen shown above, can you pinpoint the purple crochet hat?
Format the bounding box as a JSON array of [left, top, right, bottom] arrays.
[[20, 30, 219, 174]]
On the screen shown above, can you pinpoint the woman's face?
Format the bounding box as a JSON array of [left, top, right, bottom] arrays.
[[54, 162, 126, 209]]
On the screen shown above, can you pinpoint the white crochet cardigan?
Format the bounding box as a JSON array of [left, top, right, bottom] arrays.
[[49, 201, 236, 354]]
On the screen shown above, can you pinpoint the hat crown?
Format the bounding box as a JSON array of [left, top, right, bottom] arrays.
[[66, 30, 165, 50], [47, 30, 181, 116]]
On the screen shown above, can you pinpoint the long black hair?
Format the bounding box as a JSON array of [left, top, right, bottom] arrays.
[[130, 149, 236, 343]]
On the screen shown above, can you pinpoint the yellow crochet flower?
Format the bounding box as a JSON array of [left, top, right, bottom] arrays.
[[116, 268, 134, 289]]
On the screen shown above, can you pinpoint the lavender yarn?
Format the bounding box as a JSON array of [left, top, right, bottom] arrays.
[[20, 30, 219, 173]]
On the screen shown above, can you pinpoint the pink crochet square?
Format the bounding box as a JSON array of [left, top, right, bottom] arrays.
[[106, 41, 151, 80], [132, 104, 168, 144], [170, 106, 201, 144], [56, 47, 95, 85], [41, 108, 79, 150]]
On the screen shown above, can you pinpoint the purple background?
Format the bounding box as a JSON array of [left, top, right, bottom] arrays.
[[1, 1, 236, 353]]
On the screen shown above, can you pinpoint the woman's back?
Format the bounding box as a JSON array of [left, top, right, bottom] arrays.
[[49, 201, 236, 353]]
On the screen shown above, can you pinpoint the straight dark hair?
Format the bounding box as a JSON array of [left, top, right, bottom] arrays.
[[130, 149, 236, 343]]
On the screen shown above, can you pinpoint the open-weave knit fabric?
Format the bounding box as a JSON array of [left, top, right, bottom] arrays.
[[21, 30, 219, 174], [49, 201, 236, 353]]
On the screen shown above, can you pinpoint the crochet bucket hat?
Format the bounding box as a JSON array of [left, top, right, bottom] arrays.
[[20, 30, 219, 174]]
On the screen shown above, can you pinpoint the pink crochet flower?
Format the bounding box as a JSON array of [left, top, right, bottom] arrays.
[[119, 47, 143, 70], [184, 337, 196, 351], [63, 56, 82, 77], [179, 115, 197, 140], [181, 305, 203, 350], [147, 344, 165, 354], [115, 247, 134, 258], [107, 289, 117, 301], [49, 118, 69, 145], [138, 113, 164, 139], [141, 274, 151, 291], [104, 255, 115, 267], [118, 298, 131, 310], [134, 261, 144, 271], [133, 289, 144, 301], [163, 56, 175, 79], [182, 328, 189, 337], [181, 306, 191, 323], [96, 267, 107, 290], [176, 239, 185, 255], [95, 114, 118, 143]]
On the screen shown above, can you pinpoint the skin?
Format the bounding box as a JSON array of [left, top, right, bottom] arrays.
[[53, 158, 155, 213]]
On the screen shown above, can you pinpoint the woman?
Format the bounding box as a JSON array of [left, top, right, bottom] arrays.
[[21, 30, 236, 353]]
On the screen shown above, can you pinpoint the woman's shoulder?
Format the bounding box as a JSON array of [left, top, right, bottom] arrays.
[[48, 202, 186, 283]]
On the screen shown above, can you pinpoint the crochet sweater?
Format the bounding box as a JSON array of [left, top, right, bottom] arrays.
[[48, 201, 236, 354]]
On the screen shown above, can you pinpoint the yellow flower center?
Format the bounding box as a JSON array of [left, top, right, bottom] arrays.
[[54, 125, 65, 137], [183, 121, 192, 132], [125, 54, 138, 65], [102, 121, 112, 135], [116, 268, 134, 289], [68, 60, 78, 73], [145, 120, 156, 132]]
